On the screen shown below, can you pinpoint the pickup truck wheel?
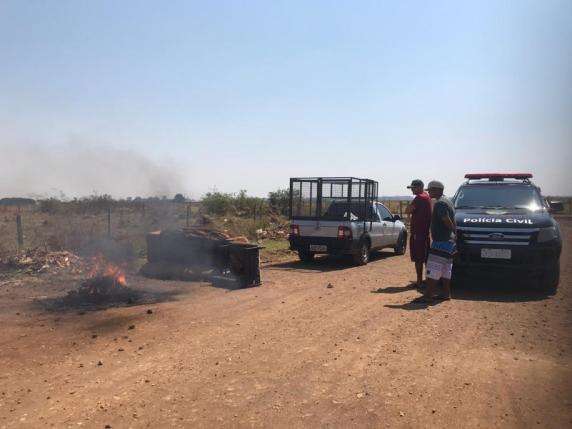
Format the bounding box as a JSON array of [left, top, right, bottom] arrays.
[[539, 258, 559, 295], [298, 250, 315, 262], [394, 231, 407, 255], [353, 241, 370, 266]]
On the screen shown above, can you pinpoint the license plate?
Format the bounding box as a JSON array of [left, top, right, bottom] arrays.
[[309, 244, 327, 252], [481, 248, 511, 259]]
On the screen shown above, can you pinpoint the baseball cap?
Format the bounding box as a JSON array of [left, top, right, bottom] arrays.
[[426, 180, 445, 190], [406, 179, 424, 189]]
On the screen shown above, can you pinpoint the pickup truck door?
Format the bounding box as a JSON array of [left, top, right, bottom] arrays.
[[377, 204, 397, 247], [367, 208, 384, 249]]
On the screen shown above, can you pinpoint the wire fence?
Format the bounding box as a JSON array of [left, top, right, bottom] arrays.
[[0, 200, 278, 257], [1, 197, 571, 256], [0, 202, 200, 257]]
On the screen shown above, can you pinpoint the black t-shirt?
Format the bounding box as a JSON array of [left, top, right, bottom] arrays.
[[430, 196, 455, 241]]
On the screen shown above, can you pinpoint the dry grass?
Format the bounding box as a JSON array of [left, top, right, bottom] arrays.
[[6, 196, 566, 260], [0, 202, 285, 258]]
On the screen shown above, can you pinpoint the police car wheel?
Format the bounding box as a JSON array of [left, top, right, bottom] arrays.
[[539, 259, 560, 295]]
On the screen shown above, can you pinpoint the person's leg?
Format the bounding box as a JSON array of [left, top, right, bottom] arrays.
[[415, 261, 424, 286], [435, 259, 453, 299], [439, 278, 451, 299], [424, 277, 438, 299], [422, 254, 442, 300]]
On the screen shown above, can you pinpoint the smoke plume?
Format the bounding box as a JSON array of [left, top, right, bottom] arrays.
[[0, 141, 186, 199]]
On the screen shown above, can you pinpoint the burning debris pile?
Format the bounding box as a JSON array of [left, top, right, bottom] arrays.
[[141, 227, 261, 288], [65, 256, 134, 305], [0, 248, 82, 274], [82, 257, 126, 294]]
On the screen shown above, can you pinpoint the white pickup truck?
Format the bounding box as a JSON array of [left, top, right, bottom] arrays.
[[288, 177, 407, 265]]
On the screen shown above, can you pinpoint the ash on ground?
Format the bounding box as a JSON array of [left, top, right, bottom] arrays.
[[37, 270, 179, 311], [40, 282, 179, 312]]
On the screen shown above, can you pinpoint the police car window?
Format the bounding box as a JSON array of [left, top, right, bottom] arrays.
[[378, 205, 392, 220], [454, 185, 543, 211]]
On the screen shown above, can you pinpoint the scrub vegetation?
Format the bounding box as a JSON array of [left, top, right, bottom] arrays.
[[0, 190, 294, 258]]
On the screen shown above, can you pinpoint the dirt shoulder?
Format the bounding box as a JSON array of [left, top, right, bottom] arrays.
[[1, 221, 571, 428]]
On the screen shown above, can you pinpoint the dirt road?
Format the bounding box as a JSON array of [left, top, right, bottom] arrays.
[[1, 220, 571, 428]]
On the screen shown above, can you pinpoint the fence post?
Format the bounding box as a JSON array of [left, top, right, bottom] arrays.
[[107, 207, 111, 238], [16, 212, 24, 251], [186, 203, 191, 227]]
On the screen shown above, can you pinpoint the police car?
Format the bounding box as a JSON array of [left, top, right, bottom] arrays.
[[452, 173, 563, 293]]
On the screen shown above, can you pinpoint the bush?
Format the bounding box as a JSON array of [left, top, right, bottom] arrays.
[[74, 194, 115, 213], [35, 194, 152, 215], [234, 190, 263, 216], [201, 192, 236, 216], [201, 190, 266, 217], [268, 189, 289, 216], [173, 193, 186, 203], [38, 198, 59, 214]]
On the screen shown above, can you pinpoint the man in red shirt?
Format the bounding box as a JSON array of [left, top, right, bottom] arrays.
[[406, 179, 432, 286]]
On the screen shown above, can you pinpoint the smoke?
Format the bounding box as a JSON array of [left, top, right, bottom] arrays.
[[0, 141, 187, 199]]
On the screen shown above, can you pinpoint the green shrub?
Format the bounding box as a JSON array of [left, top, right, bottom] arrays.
[[38, 198, 64, 214], [201, 190, 266, 217], [173, 193, 186, 203], [268, 188, 290, 216], [201, 192, 236, 215]]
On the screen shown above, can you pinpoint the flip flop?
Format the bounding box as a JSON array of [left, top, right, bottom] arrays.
[[411, 296, 433, 304]]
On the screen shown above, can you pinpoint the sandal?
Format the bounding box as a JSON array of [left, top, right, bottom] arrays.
[[411, 296, 433, 304]]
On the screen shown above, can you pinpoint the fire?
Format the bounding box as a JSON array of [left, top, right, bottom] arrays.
[[86, 254, 127, 287], [66, 254, 131, 304], [103, 264, 127, 287]]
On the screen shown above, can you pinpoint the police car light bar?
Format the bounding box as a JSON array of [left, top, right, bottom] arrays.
[[464, 173, 533, 180]]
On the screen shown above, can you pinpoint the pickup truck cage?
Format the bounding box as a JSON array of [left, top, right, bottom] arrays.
[[289, 177, 379, 222]]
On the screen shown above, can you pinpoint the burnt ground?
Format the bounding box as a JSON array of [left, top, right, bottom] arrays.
[[1, 220, 571, 428]]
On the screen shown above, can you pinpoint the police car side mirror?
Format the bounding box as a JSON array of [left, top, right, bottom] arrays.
[[549, 201, 564, 213]]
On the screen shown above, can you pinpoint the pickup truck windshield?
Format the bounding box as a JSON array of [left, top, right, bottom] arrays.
[[454, 185, 543, 211]]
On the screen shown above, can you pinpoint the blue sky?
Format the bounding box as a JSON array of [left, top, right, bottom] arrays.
[[1, 0, 571, 198]]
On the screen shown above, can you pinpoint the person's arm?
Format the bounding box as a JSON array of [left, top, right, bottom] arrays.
[[422, 199, 432, 232], [442, 215, 456, 233], [435, 201, 456, 234], [405, 200, 415, 215]]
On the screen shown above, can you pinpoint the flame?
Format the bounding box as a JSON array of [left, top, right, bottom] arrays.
[[87, 254, 127, 287], [104, 264, 127, 287]]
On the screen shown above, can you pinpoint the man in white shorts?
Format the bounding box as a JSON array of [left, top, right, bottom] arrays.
[[419, 180, 456, 302], [426, 252, 453, 283]]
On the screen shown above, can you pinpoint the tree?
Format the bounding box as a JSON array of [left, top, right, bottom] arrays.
[[268, 188, 290, 216], [201, 191, 235, 215], [173, 193, 186, 203]]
